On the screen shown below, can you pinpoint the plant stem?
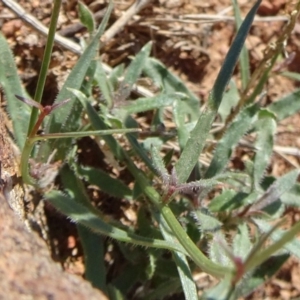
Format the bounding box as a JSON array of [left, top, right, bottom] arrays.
[[31, 128, 141, 142], [20, 138, 36, 185], [123, 152, 231, 278], [21, 0, 62, 184], [27, 0, 62, 136]]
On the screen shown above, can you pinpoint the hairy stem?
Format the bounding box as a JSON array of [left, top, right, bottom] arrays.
[[123, 152, 231, 278]]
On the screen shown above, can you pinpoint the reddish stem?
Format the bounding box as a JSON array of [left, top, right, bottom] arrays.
[[29, 111, 47, 138]]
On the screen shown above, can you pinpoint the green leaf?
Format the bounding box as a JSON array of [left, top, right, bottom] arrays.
[[238, 253, 289, 297], [150, 145, 169, 181], [208, 232, 231, 267], [117, 92, 185, 115], [111, 263, 143, 295], [143, 57, 200, 121], [249, 169, 300, 212], [45, 190, 187, 253], [77, 165, 132, 199], [72, 87, 124, 161], [268, 89, 300, 121], [158, 213, 198, 300], [201, 277, 234, 300], [280, 71, 300, 81], [142, 279, 181, 300], [233, 223, 252, 260], [253, 111, 276, 190], [175, 110, 215, 183], [126, 133, 157, 174], [205, 103, 260, 179], [117, 42, 152, 101], [218, 80, 240, 122], [232, 0, 250, 90], [209, 190, 260, 212], [192, 209, 223, 233], [110, 64, 125, 89], [173, 252, 198, 300], [77, 224, 107, 291], [0, 33, 31, 149], [254, 219, 300, 260], [176, 0, 261, 183], [280, 182, 300, 207], [173, 98, 192, 149], [245, 218, 300, 272], [95, 61, 114, 108], [78, 1, 95, 34], [209, 0, 261, 111], [42, 2, 113, 157]]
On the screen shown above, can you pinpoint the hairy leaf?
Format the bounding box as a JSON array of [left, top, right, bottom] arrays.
[[0, 33, 30, 149], [205, 104, 260, 179], [268, 89, 300, 121], [41, 2, 113, 159], [78, 1, 95, 34], [252, 111, 276, 190], [45, 190, 187, 253]]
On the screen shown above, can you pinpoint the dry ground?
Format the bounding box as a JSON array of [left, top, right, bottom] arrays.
[[1, 0, 300, 299]]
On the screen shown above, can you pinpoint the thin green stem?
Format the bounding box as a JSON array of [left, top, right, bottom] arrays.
[[31, 128, 141, 142], [27, 0, 62, 135], [123, 152, 231, 278], [20, 138, 36, 185], [22, 127, 140, 185]]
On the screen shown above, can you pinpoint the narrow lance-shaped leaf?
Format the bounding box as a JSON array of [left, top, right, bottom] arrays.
[[233, 223, 252, 260], [78, 1, 95, 34], [0, 33, 30, 149], [172, 96, 191, 149], [126, 132, 158, 174], [157, 213, 198, 300], [77, 165, 132, 200], [68, 87, 124, 160], [72, 87, 158, 176], [94, 61, 114, 108], [118, 93, 186, 115], [117, 42, 152, 101], [151, 145, 169, 181], [218, 80, 240, 122], [249, 169, 300, 212], [143, 57, 199, 121], [280, 71, 300, 81], [77, 224, 107, 291], [205, 103, 260, 179], [232, 0, 250, 90], [41, 2, 113, 157], [209, 0, 262, 111], [252, 111, 276, 190], [192, 209, 223, 233], [208, 232, 231, 267], [45, 190, 188, 253], [175, 0, 261, 184], [268, 89, 300, 121]]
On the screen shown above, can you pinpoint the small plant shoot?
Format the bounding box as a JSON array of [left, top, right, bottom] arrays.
[[1, 0, 300, 299]]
